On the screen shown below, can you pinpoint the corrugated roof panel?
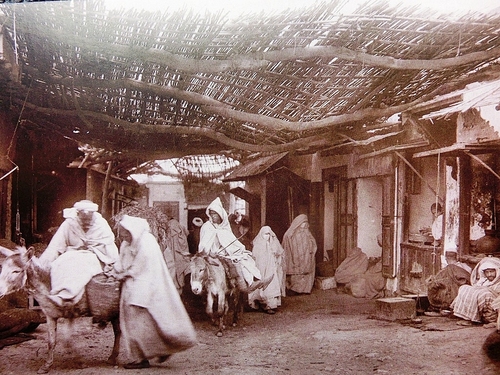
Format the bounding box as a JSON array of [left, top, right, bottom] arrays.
[[224, 152, 288, 181]]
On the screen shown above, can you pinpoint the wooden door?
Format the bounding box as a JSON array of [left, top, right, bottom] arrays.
[[153, 201, 180, 221], [381, 175, 396, 278], [332, 175, 357, 268]]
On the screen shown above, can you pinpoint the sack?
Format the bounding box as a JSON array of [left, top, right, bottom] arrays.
[[426, 264, 470, 310], [86, 274, 121, 322]]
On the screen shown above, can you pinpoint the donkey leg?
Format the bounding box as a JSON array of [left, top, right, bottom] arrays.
[[216, 293, 228, 337], [65, 319, 85, 368], [206, 293, 214, 317], [216, 316, 224, 337], [107, 317, 121, 365], [38, 316, 57, 374], [206, 292, 217, 328], [231, 289, 242, 327]]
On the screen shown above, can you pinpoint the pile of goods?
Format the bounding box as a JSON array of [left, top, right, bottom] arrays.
[[112, 204, 170, 252]]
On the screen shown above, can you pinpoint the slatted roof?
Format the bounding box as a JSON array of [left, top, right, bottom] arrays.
[[1, 0, 500, 179]]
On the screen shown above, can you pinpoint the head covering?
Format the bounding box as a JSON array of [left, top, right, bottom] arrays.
[[205, 197, 230, 230], [62, 200, 98, 219], [480, 259, 499, 272], [198, 197, 247, 254], [73, 200, 98, 212], [253, 226, 283, 255], [192, 217, 203, 227], [119, 214, 150, 243], [283, 214, 309, 239], [471, 256, 500, 286]]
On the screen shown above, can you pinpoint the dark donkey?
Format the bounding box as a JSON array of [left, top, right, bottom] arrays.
[[190, 253, 243, 336], [0, 245, 120, 374]]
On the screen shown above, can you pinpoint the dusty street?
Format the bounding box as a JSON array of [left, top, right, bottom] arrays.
[[1, 288, 500, 375]]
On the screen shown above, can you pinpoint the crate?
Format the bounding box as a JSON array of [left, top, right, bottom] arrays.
[[373, 297, 416, 321]]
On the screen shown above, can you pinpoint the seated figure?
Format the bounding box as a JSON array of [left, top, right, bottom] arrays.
[[450, 256, 500, 325], [198, 198, 272, 293]]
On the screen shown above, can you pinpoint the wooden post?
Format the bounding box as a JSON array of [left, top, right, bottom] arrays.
[[310, 181, 323, 264], [101, 162, 113, 219]]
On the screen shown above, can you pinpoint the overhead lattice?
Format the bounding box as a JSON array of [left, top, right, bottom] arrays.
[[1, 0, 500, 179]]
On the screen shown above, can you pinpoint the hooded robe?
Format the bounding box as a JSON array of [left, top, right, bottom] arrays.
[[451, 257, 500, 323], [198, 197, 261, 285], [248, 226, 286, 310], [282, 214, 317, 294], [116, 215, 197, 363]]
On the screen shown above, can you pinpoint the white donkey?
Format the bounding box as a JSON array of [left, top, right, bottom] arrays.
[[0, 245, 120, 374]]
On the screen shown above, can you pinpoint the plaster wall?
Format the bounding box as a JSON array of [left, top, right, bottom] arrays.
[[312, 153, 351, 182], [480, 104, 500, 129], [146, 181, 187, 229], [356, 178, 383, 257], [406, 156, 445, 236]]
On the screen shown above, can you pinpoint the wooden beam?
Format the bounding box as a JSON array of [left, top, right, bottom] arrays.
[[13, 21, 500, 73], [465, 151, 500, 181], [395, 151, 444, 204]]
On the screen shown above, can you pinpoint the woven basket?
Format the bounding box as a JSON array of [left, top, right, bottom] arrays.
[[86, 274, 121, 321]]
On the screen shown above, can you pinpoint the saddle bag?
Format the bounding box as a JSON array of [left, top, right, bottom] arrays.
[[86, 274, 121, 322]]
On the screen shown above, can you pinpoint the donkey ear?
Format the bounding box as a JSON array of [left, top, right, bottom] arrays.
[[19, 246, 34, 263], [26, 246, 36, 259], [0, 246, 15, 257]]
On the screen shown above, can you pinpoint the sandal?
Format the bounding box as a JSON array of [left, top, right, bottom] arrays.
[[124, 360, 150, 369]]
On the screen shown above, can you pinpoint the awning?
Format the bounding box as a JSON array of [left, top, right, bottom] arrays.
[[223, 152, 288, 182], [228, 187, 260, 204]]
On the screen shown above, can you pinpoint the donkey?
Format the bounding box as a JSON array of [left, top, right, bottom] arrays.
[[0, 245, 120, 374], [190, 253, 242, 337]]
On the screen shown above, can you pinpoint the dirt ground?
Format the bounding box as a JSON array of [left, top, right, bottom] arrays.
[[1, 287, 500, 375]]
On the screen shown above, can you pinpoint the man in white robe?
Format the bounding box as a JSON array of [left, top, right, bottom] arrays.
[[39, 200, 119, 306], [451, 257, 500, 325], [198, 198, 272, 292]]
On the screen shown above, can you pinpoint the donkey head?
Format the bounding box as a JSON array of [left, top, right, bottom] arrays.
[[190, 254, 208, 295], [0, 245, 34, 297]]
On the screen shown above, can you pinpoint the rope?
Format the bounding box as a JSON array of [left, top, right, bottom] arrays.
[[7, 79, 33, 158]]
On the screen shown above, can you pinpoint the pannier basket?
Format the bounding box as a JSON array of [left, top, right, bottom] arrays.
[[86, 274, 121, 321]]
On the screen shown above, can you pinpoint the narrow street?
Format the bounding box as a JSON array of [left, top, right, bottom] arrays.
[[1, 289, 499, 374]]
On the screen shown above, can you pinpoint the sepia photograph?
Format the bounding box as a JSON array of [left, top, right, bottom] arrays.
[[1, 0, 500, 373]]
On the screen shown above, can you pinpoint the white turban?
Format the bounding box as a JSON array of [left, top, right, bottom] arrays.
[[73, 200, 98, 212], [192, 217, 203, 227], [480, 259, 499, 272]]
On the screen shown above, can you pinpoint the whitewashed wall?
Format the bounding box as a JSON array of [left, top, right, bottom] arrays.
[[356, 178, 383, 257], [146, 181, 188, 229], [406, 155, 444, 236]]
